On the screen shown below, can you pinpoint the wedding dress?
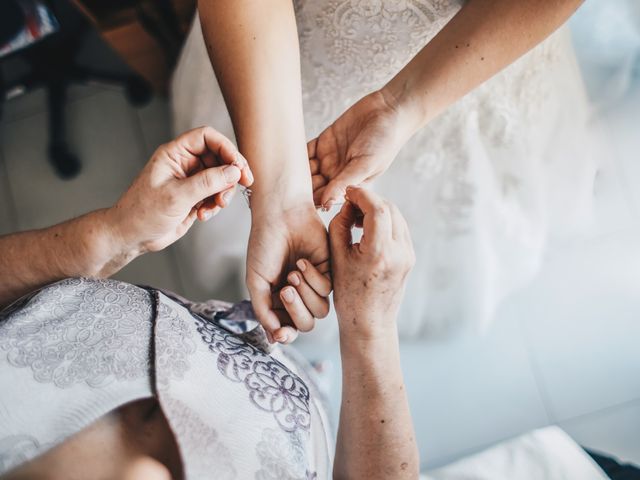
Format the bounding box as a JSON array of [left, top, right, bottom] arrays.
[[171, 1, 597, 337]]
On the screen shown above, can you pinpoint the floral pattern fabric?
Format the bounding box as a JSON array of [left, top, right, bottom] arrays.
[[0, 278, 332, 478]]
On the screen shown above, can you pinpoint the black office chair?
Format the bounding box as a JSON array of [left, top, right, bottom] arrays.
[[0, 0, 151, 179]]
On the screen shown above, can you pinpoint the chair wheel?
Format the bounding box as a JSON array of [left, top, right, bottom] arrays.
[[125, 75, 152, 107], [49, 144, 81, 179]]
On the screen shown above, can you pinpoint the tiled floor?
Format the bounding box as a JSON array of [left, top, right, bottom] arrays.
[[1, 37, 639, 477], [0, 85, 184, 294]]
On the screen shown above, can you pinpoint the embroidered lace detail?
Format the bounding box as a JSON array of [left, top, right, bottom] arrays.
[[297, 0, 461, 135], [154, 299, 197, 385], [193, 315, 311, 434], [296, 0, 564, 236], [0, 278, 153, 388]]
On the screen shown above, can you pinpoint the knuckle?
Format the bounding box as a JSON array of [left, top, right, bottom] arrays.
[[370, 253, 389, 273], [203, 169, 223, 193], [163, 188, 180, 207], [298, 318, 315, 333], [374, 204, 388, 217]]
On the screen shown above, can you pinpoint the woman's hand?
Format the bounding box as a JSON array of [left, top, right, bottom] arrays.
[[247, 202, 331, 344], [308, 90, 415, 209], [330, 186, 419, 480], [328, 185, 415, 340], [0, 127, 253, 308], [109, 126, 253, 256]]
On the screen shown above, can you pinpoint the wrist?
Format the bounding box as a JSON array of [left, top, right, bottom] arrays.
[[89, 208, 141, 276], [240, 141, 314, 209], [338, 314, 399, 351], [379, 80, 427, 139], [339, 325, 400, 365], [249, 177, 315, 214]]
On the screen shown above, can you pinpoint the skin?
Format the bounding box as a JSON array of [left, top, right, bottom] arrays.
[[308, 0, 586, 207], [1, 185, 419, 480], [330, 186, 419, 479], [0, 127, 419, 476], [0, 127, 253, 308], [197, 0, 331, 344], [3, 399, 182, 480]]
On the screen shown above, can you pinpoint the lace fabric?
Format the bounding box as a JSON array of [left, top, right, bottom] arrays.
[[171, 0, 597, 336], [0, 278, 332, 478]]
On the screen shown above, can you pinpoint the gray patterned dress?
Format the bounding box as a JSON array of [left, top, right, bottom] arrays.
[[0, 278, 333, 479]]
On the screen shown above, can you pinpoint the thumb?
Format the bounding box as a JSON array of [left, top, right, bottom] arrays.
[[182, 165, 241, 206], [328, 202, 357, 256], [321, 158, 371, 207]]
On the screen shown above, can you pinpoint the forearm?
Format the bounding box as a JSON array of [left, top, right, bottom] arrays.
[[334, 328, 419, 479], [383, 0, 584, 131], [0, 209, 135, 308], [198, 0, 311, 206]]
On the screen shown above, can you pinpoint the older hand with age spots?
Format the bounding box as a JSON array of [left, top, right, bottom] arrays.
[[109, 126, 253, 255], [328, 185, 415, 340]]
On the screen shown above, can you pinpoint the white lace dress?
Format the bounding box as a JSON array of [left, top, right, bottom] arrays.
[[171, 0, 597, 337]]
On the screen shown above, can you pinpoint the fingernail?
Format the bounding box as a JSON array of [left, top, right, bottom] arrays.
[[281, 287, 294, 303], [246, 167, 254, 184], [223, 191, 233, 204], [223, 165, 241, 183], [325, 197, 337, 208], [288, 272, 300, 286], [296, 259, 306, 272], [274, 331, 288, 343], [202, 211, 212, 221]]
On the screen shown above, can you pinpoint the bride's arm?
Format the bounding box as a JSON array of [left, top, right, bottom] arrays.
[[0, 127, 248, 308], [197, 0, 311, 205], [384, 0, 584, 131], [198, 1, 331, 343]]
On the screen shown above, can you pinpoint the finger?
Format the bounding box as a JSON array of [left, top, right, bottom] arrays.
[[312, 174, 327, 192], [313, 185, 327, 208], [171, 126, 235, 170], [280, 286, 315, 332], [329, 201, 358, 253], [177, 208, 198, 236], [182, 164, 241, 206], [272, 324, 299, 344], [295, 259, 332, 297], [387, 202, 410, 241], [346, 186, 393, 252], [198, 142, 253, 188], [247, 276, 282, 334], [197, 205, 221, 221], [233, 151, 254, 187], [213, 185, 236, 208], [321, 159, 372, 207], [307, 137, 318, 159], [178, 126, 253, 187], [310, 158, 320, 175], [287, 271, 330, 318]]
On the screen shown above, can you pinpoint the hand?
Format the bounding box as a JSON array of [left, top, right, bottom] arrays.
[[247, 203, 331, 344], [109, 126, 253, 254], [328, 186, 415, 340], [308, 90, 413, 208]]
